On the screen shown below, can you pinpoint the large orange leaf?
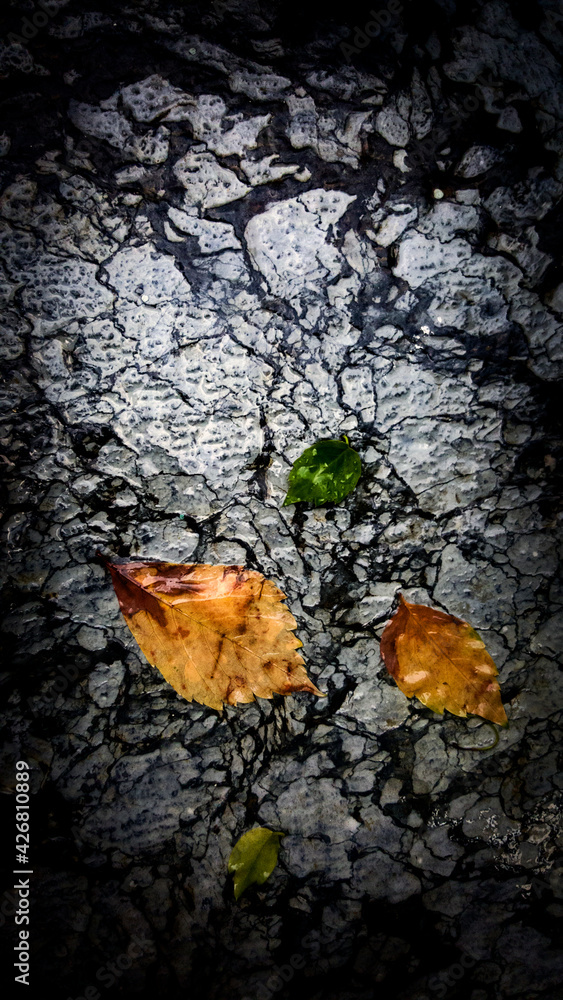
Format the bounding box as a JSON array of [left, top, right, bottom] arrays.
[[106, 560, 323, 711], [380, 595, 507, 726]]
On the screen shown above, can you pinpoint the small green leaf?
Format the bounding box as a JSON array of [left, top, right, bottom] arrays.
[[228, 827, 285, 901], [282, 436, 361, 507]]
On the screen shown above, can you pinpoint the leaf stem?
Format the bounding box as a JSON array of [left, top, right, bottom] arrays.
[[451, 721, 501, 752]]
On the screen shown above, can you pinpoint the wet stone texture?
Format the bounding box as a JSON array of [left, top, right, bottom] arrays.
[[0, 1, 562, 998]]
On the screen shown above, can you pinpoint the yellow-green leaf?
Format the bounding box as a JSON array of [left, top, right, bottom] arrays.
[[228, 827, 285, 901]]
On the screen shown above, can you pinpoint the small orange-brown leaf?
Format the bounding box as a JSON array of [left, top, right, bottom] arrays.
[[106, 559, 324, 711], [380, 595, 507, 726]]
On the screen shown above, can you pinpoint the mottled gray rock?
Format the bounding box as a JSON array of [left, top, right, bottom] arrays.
[[22, 256, 115, 333], [120, 74, 194, 122], [373, 202, 417, 247], [376, 102, 410, 147], [88, 661, 126, 706], [456, 144, 503, 178], [1, 2, 562, 998], [393, 231, 473, 288], [286, 93, 371, 168]]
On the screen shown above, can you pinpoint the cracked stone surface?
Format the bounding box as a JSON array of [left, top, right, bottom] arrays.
[[0, 1, 562, 999]]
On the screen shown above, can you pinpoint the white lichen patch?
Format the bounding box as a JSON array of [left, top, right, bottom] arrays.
[[244, 189, 355, 298], [174, 149, 250, 210]]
